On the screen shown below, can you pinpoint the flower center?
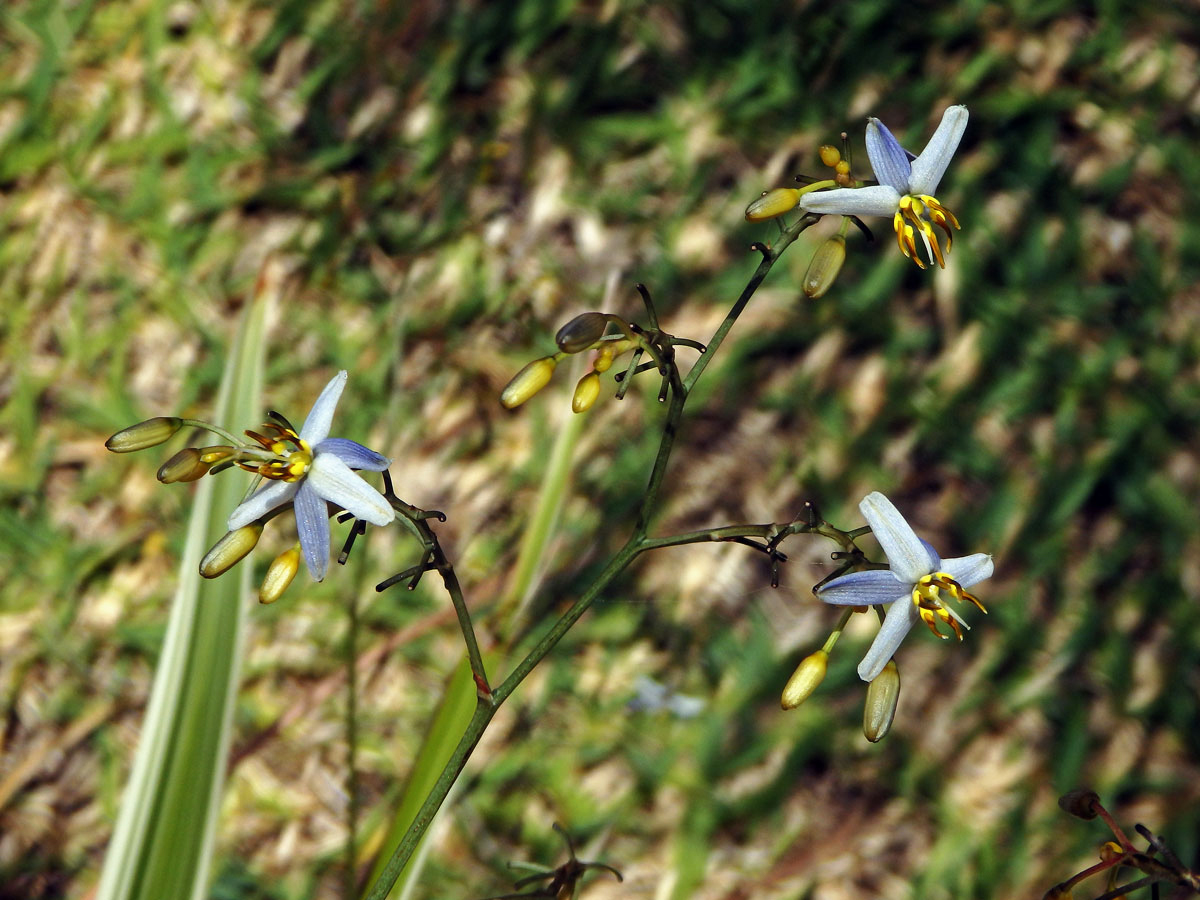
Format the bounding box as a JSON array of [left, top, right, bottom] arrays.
[[911, 572, 986, 641], [239, 414, 313, 482], [893, 194, 960, 269]]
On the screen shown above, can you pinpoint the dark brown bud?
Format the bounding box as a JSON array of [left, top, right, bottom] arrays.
[[1057, 790, 1101, 820], [555, 313, 610, 353]]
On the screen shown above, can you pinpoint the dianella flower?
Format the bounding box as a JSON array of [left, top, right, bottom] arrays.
[[800, 105, 968, 269], [226, 371, 395, 581], [817, 491, 993, 682]]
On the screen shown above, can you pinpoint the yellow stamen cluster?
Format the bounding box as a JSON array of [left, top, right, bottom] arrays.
[[911, 571, 986, 640], [893, 194, 960, 269], [241, 416, 312, 482]]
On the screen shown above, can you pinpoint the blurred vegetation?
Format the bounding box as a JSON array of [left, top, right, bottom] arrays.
[[1, 0, 1198, 898]]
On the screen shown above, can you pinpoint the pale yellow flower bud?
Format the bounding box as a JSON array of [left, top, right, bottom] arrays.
[[781, 650, 827, 709], [863, 660, 900, 742], [556, 312, 609, 353], [501, 357, 557, 409], [259, 548, 301, 604], [571, 371, 601, 414], [818, 144, 841, 168], [157, 448, 210, 483], [199, 524, 264, 578], [802, 234, 846, 299], [745, 188, 800, 222], [106, 417, 183, 452], [197, 445, 236, 465]]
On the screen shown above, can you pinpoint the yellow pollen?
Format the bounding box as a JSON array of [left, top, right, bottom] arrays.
[[911, 572, 986, 640], [238, 420, 314, 482], [894, 194, 959, 269]]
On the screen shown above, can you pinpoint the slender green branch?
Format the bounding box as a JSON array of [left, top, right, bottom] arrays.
[[179, 418, 244, 446], [638, 522, 782, 551], [494, 544, 641, 703], [682, 213, 818, 393], [380, 474, 493, 698]]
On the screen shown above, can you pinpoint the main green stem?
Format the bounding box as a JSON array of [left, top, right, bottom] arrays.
[[364, 214, 815, 900]]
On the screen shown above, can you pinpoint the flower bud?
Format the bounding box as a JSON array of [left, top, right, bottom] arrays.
[[745, 188, 800, 222], [802, 235, 846, 299], [501, 357, 557, 409], [199, 523, 264, 578], [106, 417, 183, 452], [592, 347, 614, 373], [259, 548, 301, 604], [781, 650, 827, 709], [863, 660, 900, 742], [197, 445, 236, 465], [157, 448, 210, 483], [1057, 790, 1100, 820], [818, 144, 841, 168], [571, 372, 601, 414], [556, 312, 610, 353]]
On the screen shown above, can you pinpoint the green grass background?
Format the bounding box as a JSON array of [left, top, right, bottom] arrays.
[[1, 0, 1199, 898]]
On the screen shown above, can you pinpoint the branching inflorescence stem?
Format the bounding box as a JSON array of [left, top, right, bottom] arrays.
[[364, 212, 821, 900]]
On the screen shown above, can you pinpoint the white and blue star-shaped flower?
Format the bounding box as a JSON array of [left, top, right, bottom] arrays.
[[817, 491, 993, 681], [227, 371, 395, 581], [800, 105, 968, 268]]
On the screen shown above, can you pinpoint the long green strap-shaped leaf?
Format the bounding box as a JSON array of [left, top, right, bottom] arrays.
[[97, 291, 269, 900]]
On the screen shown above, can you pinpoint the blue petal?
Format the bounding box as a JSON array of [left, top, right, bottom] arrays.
[[908, 105, 968, 197], [940, 553, 993, 588], [858, 600, 919, 682], [859, 492, 931, 585], [315, 437, 391, 471], [920, 538, 942, 571], [227, 479, 297, 530], [817, 569, 908, 606], [299, 371, 347, 444], [865, 118, 913, 193], [294, 480, 331, 581]]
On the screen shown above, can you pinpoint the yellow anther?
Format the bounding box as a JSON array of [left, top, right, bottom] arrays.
[[893, 194, 960, 269], [911, 572, 984, 641], [818, 144, 841, 167]]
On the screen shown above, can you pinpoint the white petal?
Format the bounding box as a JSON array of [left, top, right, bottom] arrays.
[[865, 118, 913, 193], [294, 480, 331, 581], [817, 569, 908, 606], [299, 370, 347, 444], [859, 492, 933, 585], [940, 553, 994, 588], [799, 185, 901, 218], [227, 479, 298, 530], [908, 105, 968, 197], [857, 600, 919, 682], [306, 452, 395, 526]]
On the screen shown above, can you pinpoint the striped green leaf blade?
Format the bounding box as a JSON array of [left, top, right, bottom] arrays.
[[97, 291, 270, 900]]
